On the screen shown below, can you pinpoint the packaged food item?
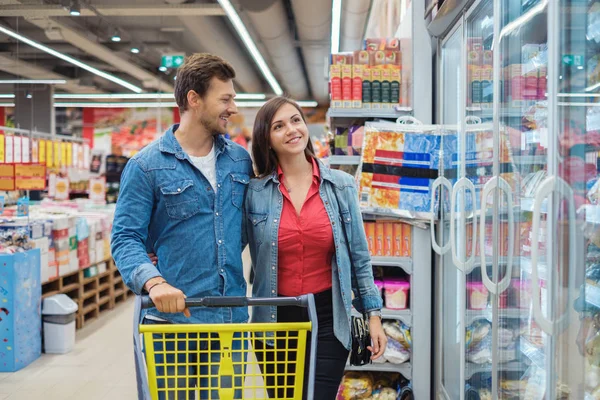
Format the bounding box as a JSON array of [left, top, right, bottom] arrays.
[[383, 321, 411, 349], [383, 222, 393, 256], [402, 223, 412, 257], [342, 64, 353, 109], [465, 320, 491, 349], [383, 337, 410, 364], [393, 223, 403, 256], [330, 64, 343, 109], [374, 279, 384, 298], [365, 222, 375, 255], [375, 222, 384, 256], [337, 372, 373, 399], [383, 279, 410, 309], [466, 281, 489, 310], [466, 334, 492, 364]]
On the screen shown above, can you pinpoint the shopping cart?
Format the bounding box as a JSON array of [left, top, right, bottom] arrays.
[[133, 295, 318, 400]]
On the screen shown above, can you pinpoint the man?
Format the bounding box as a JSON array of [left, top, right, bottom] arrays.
[[111, 53, 252, 399]]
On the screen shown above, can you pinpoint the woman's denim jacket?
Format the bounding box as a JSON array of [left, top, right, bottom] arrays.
[[244, 159, 383, 350]]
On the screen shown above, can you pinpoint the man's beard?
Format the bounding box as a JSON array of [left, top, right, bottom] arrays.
[[200, 114, 227, 136]]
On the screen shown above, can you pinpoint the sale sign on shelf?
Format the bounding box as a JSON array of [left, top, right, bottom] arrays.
[[15, 164, 46, 190], [89, 177, 106, 203], [54, 176, 69, 200], [0, 164, 15, 191]]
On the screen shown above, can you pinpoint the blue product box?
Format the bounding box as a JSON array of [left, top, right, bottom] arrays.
[[0, 249, 42, 372]]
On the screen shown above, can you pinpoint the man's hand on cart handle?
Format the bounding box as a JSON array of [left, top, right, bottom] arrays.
[[144, 277, 191, 318], [367, 316, 387, 360]]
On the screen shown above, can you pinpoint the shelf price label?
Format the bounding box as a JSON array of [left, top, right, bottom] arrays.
[[0, 164, 15, 191], [15, 164, 46, 190]]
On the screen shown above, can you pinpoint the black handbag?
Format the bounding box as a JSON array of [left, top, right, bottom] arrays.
[[333, 190, 372, 366]]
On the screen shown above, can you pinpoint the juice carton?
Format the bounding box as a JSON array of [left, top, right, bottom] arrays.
[[365, 38, 387, 51], [390, 67, 401, 105], [342, 64, 353, 108], [371, 68, 383, 109], [383, 222, 393, 256], [375, 222, 384, 256], [393, 223, 403, 257], [471, 67, 482, 108], [330, 64, 343, 108], [365, 222, 376, 255], [352, 64, 363, 108], [402, 223, 412, 257], [381, 68, 392, 108], [362, 67, 372, 108]]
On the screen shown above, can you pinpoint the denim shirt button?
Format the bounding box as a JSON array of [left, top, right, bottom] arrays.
[[272, 265, 276, 270], [218, 240, 223, 244], [271, 314, 275, 319], [215, 212, 219, 216], [274, 219, 278, 223], [272, 242, 275, 246], [271, 290, 275, 294], [325, 201, 329, 205], [332, 221, 336, 225], [177, 188, 181, 192]]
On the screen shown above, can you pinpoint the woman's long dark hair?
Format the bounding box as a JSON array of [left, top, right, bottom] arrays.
[[252, 96, 316, 177]]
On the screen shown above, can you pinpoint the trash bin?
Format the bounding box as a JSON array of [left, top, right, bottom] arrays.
[[42, 294, 78, 354]]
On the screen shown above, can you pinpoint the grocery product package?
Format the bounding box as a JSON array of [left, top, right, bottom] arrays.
[[357, 121, 455, 219], [336, 372, 373, 399]]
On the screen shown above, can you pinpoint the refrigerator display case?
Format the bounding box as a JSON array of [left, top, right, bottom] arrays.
[[434, 0, 594, 398]]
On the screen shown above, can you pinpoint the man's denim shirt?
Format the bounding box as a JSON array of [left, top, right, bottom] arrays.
[[111, 124, 252, 324], [244, 160, 383, 350]]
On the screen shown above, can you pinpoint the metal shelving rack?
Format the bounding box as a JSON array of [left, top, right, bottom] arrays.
[[344, 224, 432, 399]]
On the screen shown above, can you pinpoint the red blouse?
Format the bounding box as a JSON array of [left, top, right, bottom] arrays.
[[277, 158, 335, 296]]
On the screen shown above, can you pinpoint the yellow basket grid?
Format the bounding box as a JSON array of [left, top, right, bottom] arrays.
[[140, 321, 312, 400]]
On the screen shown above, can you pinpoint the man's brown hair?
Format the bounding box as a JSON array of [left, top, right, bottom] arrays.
[[174, 53, 236, 114]]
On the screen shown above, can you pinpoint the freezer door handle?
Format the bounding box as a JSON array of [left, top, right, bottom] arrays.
[[450, 177, 477, 272], [479, 177, 514, 294], [431, 176, 453, 255], [531, 176, 576, 335]]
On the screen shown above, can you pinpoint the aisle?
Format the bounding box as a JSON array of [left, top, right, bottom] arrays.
[[0, 298, 138, 400]]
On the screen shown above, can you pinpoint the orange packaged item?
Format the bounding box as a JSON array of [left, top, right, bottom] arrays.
[[393, 223, 403, 257], [330, 65, 343, 108], [383, 222, 393, 257], [352, 65, 363, 108], [402, 224, 412, 257], [342, 64, 353, 108], [365, 222, 376, 255], [375, 222, 384, 256]]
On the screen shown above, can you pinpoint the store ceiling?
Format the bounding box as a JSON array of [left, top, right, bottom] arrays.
[[0, 0, 372, 105]]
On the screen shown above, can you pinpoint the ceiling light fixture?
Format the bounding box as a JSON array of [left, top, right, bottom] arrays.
[[0, 79, 67, 85], [158, 66, 168, 72], [111, 30, 122, 42], [26, 92, 32, 99], [0, 24, 142, 93], [53, 100, 318, 108], [130, 47, 140, 54], [69, 0, 81, 16], [216, 0, 283, 95], [330, 0, 343, 54], [53, 92, 267, 100], [0, 103, 15, 107]]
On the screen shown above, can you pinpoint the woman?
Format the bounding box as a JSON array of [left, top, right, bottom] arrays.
[[245, 96, 387, 399]]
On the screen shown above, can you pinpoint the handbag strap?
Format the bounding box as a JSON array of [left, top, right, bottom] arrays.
[[331, 188, 368, 319]]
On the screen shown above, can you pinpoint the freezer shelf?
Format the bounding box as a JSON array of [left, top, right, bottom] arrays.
[[345, 361, 412, 379], [371, 256, 413, 274], [465, 361, 529, 380], [466, 256, 548, 279], [519, 336, 546, 370], [466, 308, 524, 326], [328, 107, 413, 118], [352, 308, 412, 326]]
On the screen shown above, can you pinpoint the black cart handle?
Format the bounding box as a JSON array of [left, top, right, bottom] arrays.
[[140, 294, 312, 310]]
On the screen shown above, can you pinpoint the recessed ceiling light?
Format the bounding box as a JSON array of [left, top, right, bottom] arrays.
[[69, 0, 81, 16], [111, 30, 121, 42], [130, 47, 140, 54]]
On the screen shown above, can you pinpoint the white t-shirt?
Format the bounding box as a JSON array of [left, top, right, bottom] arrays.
[[189, 144, 217, 192]]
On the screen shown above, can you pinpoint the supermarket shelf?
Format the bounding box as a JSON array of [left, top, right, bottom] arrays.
[[371, 256, 413, 274], [512, 155, 547, 165], [465, 361, 528, 380], [361, 207, 433, 222], [586, 283, 600, 308], [345, 361, 412, 379], [327, 155, 361, 165], [520, 337, 546, 369], [466, 256, 547, 280], [352, 308, 412, 326], [466, 102, 543, 118], [329, 107, 413, 119], [466, 308, 524, 326]]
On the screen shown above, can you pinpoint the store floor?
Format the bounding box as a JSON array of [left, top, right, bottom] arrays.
[[0, 249, 260, 400]]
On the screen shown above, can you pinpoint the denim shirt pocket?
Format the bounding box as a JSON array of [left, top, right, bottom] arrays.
[[247, 211, 268, 245], [230, 173, 250, 209], [340, 209, 353, 243], [159, 179, 201, 220]]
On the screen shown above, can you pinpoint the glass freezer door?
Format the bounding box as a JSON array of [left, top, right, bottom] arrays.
[[438, 22, 465, 400]]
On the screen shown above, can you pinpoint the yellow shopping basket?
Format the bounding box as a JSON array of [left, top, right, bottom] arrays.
[[133, 295, 318, 400]]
